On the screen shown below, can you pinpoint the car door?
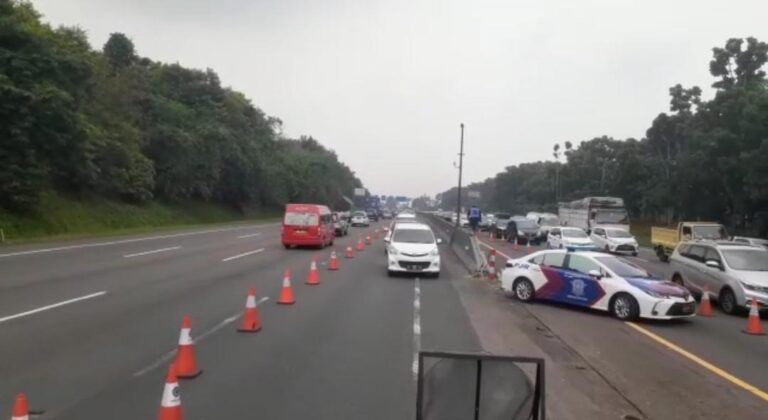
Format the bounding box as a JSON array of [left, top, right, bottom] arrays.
[[700, 246, 727, 293], [681, 245, 708, 291], [548, 228, 561, 248], [559, 254, 606, 307], [534, 252, 568, 301], [591, 228, 606, 249]]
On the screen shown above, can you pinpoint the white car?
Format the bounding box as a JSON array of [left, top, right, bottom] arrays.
[[350, 211, 370, 227], [500, 250, 696, 320], [590, 226, 639, 256], [547, 227, 597, 250], [386, 223, 441, 277], [732, 236, 768, 250]]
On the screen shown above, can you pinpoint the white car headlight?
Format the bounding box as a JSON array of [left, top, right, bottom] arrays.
[[430, 247, 439, 257], [740, 281, 758, 291], [641, 288, 669, 299], [389, 247, 399, 256]]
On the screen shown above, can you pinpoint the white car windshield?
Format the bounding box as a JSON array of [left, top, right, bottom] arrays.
[[393, 229, 435, 244], [353, 212, 366, 217], [563, 229, 588, 238], [594, 256, 652, 278], [284, 212, 318, 226], [722, 249, 768, 271], [692, 225, 728, 240], [607, 229, 633, 238]]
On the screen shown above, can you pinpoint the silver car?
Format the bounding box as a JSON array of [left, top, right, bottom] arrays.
[[669, 241, 768, 314]]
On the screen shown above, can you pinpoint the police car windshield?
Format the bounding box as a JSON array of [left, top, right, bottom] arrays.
[[393, 229, 435, 244], [594, 256, 651, 278], [562, 229, 588, 238]]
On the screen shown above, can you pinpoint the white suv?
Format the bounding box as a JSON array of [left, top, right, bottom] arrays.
[[386, 223, 441, 278]]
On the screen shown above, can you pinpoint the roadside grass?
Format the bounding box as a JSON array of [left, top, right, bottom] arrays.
[[0, 192, 280, 245]]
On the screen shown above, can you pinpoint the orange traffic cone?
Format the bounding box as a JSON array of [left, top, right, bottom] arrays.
[[158, 363, 183, 420], [513, 239, 520, 251], [742, 298, 765, 335], [365, 235, 372, 245], [356, 238, 364, 251], [489, 231, 495, 243], [306, 259, 320, 285], [373, 229, 380, 240], [698, 288, 713, 317], [237, 288, 262, 332], [11, 393, 28, 420], [277, 270, 296, 304], [345, 243, 354, 259], [328, 251, 339, 270], [487, 248, 497, 281], [175, 315, 202, 379], [526, 241, 532, 254]]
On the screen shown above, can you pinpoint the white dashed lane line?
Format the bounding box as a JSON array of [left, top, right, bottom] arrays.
[[123, 246, 181, 258], [221, 248, 265, 262], [0, 291, 107, 324]]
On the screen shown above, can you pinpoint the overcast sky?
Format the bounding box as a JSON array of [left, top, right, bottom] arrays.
[[32, 0, 768, 197]]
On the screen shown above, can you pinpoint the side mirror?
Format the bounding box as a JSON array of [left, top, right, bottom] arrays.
[[705, 260, 722, 270], [436, 238, 443, 244], [588, 269, 603, 280]]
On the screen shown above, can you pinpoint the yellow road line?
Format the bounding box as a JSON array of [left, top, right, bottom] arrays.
[[625, 322, 768, 403]]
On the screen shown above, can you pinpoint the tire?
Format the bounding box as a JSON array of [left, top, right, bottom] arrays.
[[611, 293, 640, 321], [387, 270, 395, 277], [283, 244, 290, 249], [432, 271, 441, 279], [604, 245, 610, 252], [656, 247, 669, 262], [632, 252, 638, 257], [719, 288, 738, 315], [513, 278, 535, 302]]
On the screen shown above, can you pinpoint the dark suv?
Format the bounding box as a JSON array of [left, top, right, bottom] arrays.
[[366, 208, 379, 222]]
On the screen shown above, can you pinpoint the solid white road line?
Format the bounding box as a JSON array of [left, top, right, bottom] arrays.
[[133, 297, 269, 377], [123, 246, 181, 258], [237, 232, 262, 239], [412, 277, 422, 381], [0, 224, 278, 259], [221, 248, 265, 262], [0, 291, 107, 324]]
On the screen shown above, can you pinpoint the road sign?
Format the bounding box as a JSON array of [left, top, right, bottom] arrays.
[[354, 188, 366, 197], [467, 190, 481, 199]]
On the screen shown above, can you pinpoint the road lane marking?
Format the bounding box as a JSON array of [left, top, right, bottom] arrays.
[[0, 224, 278, 258], [221, 248, 265, 262], [133, 297, 269, 377], [412, 277, 421, 381], [123, 246, 181, 258], [0, 291, 107, 324], [626, 322, 768, 403], [237, 232, 263, 239]]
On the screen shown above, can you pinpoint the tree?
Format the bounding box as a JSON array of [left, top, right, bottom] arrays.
[[103, 33, 136, 70], [710, 37, 768, 90]]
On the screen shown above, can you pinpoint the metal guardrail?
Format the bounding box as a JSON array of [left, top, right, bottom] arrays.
[[419, 213, 486, 274]]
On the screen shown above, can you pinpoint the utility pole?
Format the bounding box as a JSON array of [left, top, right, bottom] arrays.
[[455, 123, 465, 227]]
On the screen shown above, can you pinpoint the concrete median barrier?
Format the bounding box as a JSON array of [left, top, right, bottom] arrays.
[[419, 213, 486, 275]]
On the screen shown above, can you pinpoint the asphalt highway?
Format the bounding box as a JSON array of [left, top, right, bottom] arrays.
[[0, 221, 481, 419], [2, 221, 767, 419]]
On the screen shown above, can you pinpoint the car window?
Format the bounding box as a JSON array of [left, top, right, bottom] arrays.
[[392, 229, 435, 244], [566, 255, 601, 275], [677, 244, 690, 255], [542, 253, 566, 268], [733, 238, 749, 244], [593, 228, 604, 236], [551, 228, 560, 236], [687, 245, 707, 262], [704, 247, 722, 264], [529, 254, 545, 265], [284, 212, 319, 226]]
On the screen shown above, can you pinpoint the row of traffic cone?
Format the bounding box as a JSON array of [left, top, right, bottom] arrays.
[[698, 289, 765, 335], [12, 230, 385, 420]]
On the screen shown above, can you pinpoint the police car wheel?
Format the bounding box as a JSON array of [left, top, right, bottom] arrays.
[[513, 278, 535, 302], [611, 293, 639, 321]]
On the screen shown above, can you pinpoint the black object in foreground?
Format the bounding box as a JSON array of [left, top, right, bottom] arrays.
[[416, 351, 545, 420]]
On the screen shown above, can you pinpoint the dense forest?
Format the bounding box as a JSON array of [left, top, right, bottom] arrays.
[[438, 37, 768, 235], [0, 1, 362, 215]]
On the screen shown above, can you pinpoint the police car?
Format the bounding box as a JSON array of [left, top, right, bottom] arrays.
[[500, 249, 696, 320]]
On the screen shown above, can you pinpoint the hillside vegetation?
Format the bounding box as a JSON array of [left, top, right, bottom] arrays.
[[0, 0, 361, 239]]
